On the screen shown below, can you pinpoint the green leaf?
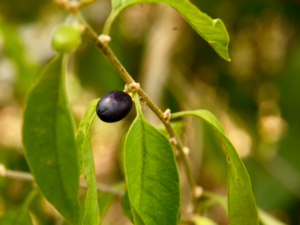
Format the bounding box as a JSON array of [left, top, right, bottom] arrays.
[[22, 55, 80, 224], [76, 99, 100, 225], [155, 121, 184, 137], [258, 209, 287, 225], [201, 192, 286, 225], [0, 18, 39, 95], [105, 0, 230, 61], [0, 190, 37, 225], [0, 208, 32, 225], [123, 92, 180, 225], [193, 215, 218, 225], [172, 110, 259, 225], [121, 191, 134, 223], [98, 193, 116, 221]]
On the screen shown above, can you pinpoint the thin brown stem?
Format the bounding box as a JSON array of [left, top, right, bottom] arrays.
[[74, 11, 198, 203]]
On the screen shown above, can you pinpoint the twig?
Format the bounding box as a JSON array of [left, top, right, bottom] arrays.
[[0, 164, 124, 197], [73, 11, 198, 204]]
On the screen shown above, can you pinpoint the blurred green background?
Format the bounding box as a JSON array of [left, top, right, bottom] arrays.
[[0, 0, 300, 224]]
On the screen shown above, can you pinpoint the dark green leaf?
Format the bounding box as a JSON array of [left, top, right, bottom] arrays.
[[172, 110, 259, 225], [22, 55, 80, 224], [124, 92, 180, 225], [105, 0, 230, 61], [121, 191, 134, 223], [76, 99, 100, 225]]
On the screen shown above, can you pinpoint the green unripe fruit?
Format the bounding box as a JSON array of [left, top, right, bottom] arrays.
[[51, 25, 81, 53]]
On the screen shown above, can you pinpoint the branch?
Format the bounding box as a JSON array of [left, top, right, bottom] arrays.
[[73, 11, 198, 204], [0, 164, 124, 197]]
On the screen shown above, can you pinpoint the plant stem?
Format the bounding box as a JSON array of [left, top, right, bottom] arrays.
[[74, 11, 197, 203], [0, 164, 124, 196]]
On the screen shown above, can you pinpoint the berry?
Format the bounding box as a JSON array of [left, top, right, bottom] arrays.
[[96, 91, 133, 123], [51, 25, 81, 53]]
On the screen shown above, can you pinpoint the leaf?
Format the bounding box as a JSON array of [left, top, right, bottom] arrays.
[[193, 215, 218, 225], [121, 191, 134, 223], [155, 121, 184, 137], [124, 92, 180, 225], [22, 55, 80, 224], [0, 190, 37, 225], [258, 209, 287, 225], [202, 192, 287, 225], [172, 110, 259, 225], [0, 208, 33, 225], [98, 193, 116, 221], [105, 0, 230, 61], [0, 18, 39, 95], [76, 99, 100, 225]]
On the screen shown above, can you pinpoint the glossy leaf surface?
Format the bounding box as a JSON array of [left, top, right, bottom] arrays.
[[172, 110, 259, 225], [106, 0, 230, 61], [124, 92, 180, 225], [76, 99, 100, 225], [22, 55, 80, 224]]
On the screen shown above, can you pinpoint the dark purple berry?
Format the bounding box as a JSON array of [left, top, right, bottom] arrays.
[[96, 91, 133, 123]]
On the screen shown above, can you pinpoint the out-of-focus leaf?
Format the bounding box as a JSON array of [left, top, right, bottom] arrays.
[[98, 193, 116, 221], [0, 207, 32, 225], [121, 191, 134, 223], [124, 92, 180, 225], [172, 110, 259, 225], [155, 121, 184, 137], [22, 55, 80, 224], [0, 190, 37, 225], [258, 209, 287, 225], [0, 18, 38, 96], [199, 191, 228, 214], [104, 0, 230, 61], [201, 192, 287, 225], [80, 0, 97, 8], [193, 215, 218, 225], [76, 98, 100, 225]]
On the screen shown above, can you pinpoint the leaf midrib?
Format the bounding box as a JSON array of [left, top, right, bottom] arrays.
[[52, 59, 76, 223], [138, 117, 146, 211]]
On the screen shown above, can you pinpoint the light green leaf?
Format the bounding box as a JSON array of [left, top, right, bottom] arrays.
[[259, 209, 287, 225], [0, 18, 39, 95], [193, 215, 218, 225], [155, 121, 184, 137], [76, 99, 100, 225], [105, 0, 230, 61], [202, 192, 286, 225], [124, 92, 180, 225], [172, 110, 259, 225], [22, 55, 80, 224]]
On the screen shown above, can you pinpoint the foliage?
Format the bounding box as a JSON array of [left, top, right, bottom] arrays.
[[0, 0, 299, 224]]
